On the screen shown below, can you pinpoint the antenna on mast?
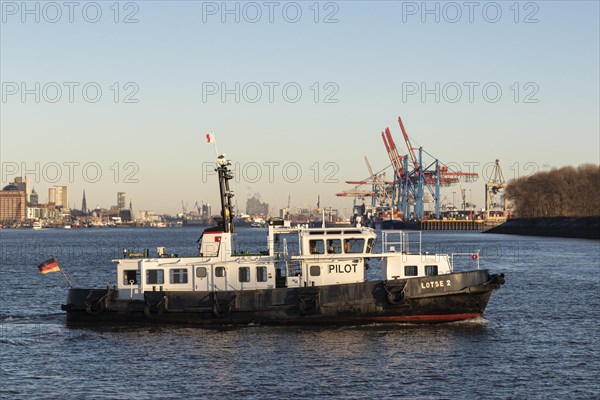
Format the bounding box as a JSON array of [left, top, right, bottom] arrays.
[[206, 132, 234, 233], [216, 154, 235, 233]]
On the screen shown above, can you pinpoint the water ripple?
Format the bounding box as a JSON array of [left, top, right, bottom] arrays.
[[1, 229, 598, 399]]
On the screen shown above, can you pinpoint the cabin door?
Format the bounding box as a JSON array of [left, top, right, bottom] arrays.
[[306, 264, 324, 286], [194, 266, 210, 291], [211, 265, 228, 291]]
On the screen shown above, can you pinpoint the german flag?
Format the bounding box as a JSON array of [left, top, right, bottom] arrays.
[[38, 258, 61, 274]]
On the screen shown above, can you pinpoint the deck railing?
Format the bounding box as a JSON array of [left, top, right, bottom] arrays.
[[450, 251, 480, 271], [381, 230, 422, 254]]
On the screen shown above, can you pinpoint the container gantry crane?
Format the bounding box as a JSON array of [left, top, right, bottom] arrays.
[[485, 159, 507, 220], [382, 117, 479, 220]]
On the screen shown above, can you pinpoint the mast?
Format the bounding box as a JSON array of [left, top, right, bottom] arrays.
[[216, 154, 235, 233]]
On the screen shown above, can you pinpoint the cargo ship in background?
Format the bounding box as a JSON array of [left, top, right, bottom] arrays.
[[181, 201, 213, 227]]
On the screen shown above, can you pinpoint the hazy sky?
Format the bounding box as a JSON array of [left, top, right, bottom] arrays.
[[1, 1, 598, 215]]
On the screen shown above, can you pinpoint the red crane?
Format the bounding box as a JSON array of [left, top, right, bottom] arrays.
[[381, 127, 406, 181], [396, 117, 478, 185], [398, 116, 420, 172]]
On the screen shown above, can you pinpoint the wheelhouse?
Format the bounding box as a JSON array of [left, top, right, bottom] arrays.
[[266, 222, 378, 288]]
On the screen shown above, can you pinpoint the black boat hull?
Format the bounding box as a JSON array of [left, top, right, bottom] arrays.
[[62, 270, 504, 326]]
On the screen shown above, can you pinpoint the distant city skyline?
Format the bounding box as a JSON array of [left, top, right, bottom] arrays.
[[2, 2, 598, 214], [0, 160, 571, 217]]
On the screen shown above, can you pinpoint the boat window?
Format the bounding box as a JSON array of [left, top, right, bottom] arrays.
[[215, 266, 225, 277], [405, 265, 418, 276], [196, 267, 207, 278], [146, 269, 164, 284], [170, 268, 189, 284], [239, 267, 251, 282], [123, 269, 139, 285], [256, 266, 267, 282], [344, 238, 365, 253], [425, 265, 438, 276], [309, 240, 324, 254], [327, 239, 342, 254], [310, 265, 320, 276], [366, 238, 376, 253]]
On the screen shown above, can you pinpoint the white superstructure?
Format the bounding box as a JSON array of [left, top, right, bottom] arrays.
[[115, 222, 469, 301]]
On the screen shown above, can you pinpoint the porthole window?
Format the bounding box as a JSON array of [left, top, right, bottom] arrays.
[[239, 267, 251, 282], [308, 240, 324, 254], [310, 265, 321, 276], [344, 238, 365, 253], [366, 238, 376, 253], [425, 265, 438, 276], [146, 269, 164, 284], [215, 266, 225, 277], [404, 265, 418, 276], [170, 268, 188, 284], [196, 267, 207, 278], [327, 239, 341, 254], [256, 266, 267, 282]]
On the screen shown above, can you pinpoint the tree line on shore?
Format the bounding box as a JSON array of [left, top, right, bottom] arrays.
[[506, 164, 600, 218]]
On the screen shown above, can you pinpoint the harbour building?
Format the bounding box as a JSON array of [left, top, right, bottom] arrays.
[[11, 177, 30, 202], [0, 184, 26, 223], [246, 195, 269, 216], [29, 188, 39, 206], [49, 186, 68, 208], [202, 203, 212, 218], [81, 190, 87, 214], [117, 192, 126, 209]]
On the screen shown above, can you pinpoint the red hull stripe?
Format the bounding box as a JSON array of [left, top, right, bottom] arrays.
[[367, 313, 482, 323]]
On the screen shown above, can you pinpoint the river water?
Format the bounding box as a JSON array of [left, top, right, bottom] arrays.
[[1, 227, 598, 399]]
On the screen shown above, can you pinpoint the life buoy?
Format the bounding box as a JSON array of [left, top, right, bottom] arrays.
[[299, 296, 319, 315], [383, 282, 406, 306], [144, 299, 165, 319], [386, 290, 405, 305]]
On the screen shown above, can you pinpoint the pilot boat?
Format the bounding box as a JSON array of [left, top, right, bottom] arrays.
[[62, 154, 504, 325]]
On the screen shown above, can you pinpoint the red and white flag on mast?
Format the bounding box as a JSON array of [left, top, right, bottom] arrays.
[[205, 131, 219, 156]]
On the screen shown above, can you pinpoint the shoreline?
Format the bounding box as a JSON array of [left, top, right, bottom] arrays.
[[484, 217, 600, 240]]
